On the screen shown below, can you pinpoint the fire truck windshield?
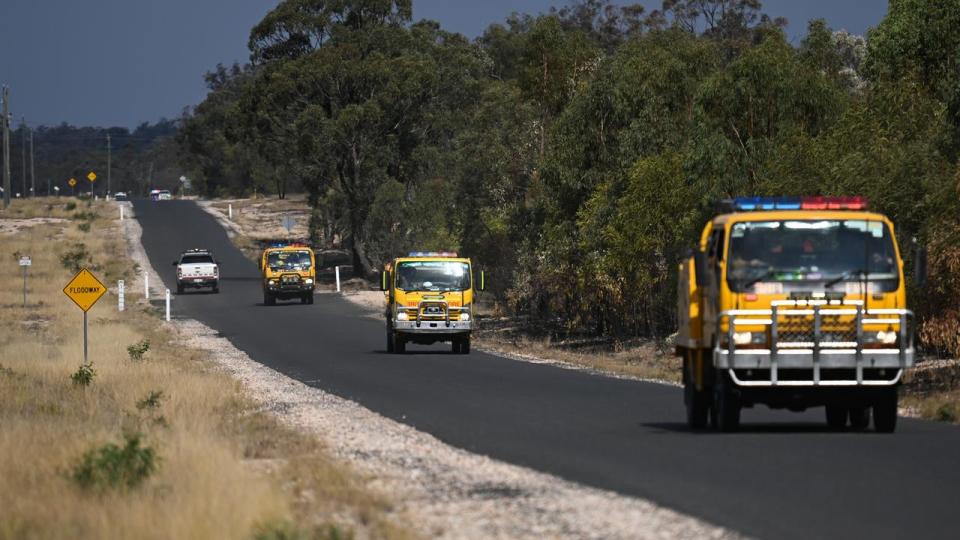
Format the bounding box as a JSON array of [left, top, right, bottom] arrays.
[[726, 220, 899, 293], [396, 261, 470, 292]]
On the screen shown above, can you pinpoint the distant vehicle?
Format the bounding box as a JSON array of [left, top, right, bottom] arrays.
[[150, 189, 172, 201], [677, 196, 916, 433], [259, 242, 315, 305], [381, 251, 485, 354], [113, 192, 128, 201], [173, 249, 219, 294]]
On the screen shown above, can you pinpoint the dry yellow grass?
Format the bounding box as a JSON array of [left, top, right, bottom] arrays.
[[0, 198, 411, 540]]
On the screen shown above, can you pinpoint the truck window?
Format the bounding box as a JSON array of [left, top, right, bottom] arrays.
[[726, 219, 899, 292], [396, 261, 470, 292], [180, 254, 214, 264]]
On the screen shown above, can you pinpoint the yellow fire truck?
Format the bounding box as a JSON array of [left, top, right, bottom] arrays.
[[381, 252, 484, 354], [677, 197, 916, 432], [259, 242, 316, 306]]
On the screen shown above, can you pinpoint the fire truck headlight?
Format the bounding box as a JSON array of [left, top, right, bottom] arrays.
[[460, 312, 470, 322], [733, 332, 754, 345], [877, 331, 898, 345], [305, 278, 314, 285], [268, 279, 277, 286], [396, 311, 409, 321]]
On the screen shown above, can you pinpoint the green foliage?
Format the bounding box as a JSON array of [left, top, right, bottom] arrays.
[[179, 0, 960, 345], [253, 521, 351, 540], [126, 340, 151, 362], [59, 243, 91, 273], [71, 433, 158, 492], [70, 363, 96, 387], [64, 202, 77, 211]]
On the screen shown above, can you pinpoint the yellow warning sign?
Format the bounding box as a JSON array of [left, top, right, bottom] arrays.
[[63, 268, 107, 312], [68, 178, 77, 187], [87, 171, 97, 182]]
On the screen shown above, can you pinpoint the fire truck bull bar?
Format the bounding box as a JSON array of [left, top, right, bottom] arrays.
[[714, 301, 914, 387]]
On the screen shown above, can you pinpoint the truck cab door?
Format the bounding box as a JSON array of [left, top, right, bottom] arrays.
[[702, 228, 725, 346]]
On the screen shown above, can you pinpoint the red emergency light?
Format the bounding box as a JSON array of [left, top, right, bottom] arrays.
[[800, 196, 868, 210]]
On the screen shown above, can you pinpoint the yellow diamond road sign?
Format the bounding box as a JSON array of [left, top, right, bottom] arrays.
[[63, 268, 107, 312], [68, 178, 77, 187], [87, 171, 97, 182]]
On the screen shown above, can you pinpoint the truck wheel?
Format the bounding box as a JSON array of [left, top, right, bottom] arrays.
[[176, 283, 184, 294], [825, 402, 847, 430], [300, 294, 308, 304], [264, 291, 275, 306], [848, 405, 870, 431], [460, 336, 470, 354], [684, 379, 710, 429], [213, 285, 219, 294], [396, 336, 406, 354], [306, 293, 314, 305], [711, 375, 741, 432], [873, 388, 898, 433], [452, 340, 460, 353]]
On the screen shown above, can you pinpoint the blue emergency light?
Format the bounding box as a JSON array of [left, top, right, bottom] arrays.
[[733, 197, 802, 211]]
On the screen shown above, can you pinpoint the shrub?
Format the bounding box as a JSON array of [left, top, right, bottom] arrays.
[[136, 390, 164, 410], [64, 202, 77, 211], [77, 222, 91, 232], [70, 363, 95, 387], [59, 243, 91, 273], [71, 433, 158, 491], [126, 340, 151, 362]]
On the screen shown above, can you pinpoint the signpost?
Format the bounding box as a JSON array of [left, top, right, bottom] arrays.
[[68, 177, 77, 196], [19, 255, 31, 306], [87, 171, 96, 196], [63, 268, 107, 366]]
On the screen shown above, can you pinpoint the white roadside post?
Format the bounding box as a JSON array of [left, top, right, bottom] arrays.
[[228, 203, 233, 219], [144, 272, 149, 300], [19, 255, 31, 307], [165, 289, 171, 322], [335, 265, 341, 293], [118, 280, 125, 311], [120, 205, 124, 220]]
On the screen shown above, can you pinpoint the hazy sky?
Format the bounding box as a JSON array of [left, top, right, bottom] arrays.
[[0, 1, 888, 129]]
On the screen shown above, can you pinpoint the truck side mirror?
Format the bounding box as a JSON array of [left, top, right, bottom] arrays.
[[693, 250, 708, 288], [478, 270, 486, 292], [914, 244, 928, 287], [380, 271, 389, 292]]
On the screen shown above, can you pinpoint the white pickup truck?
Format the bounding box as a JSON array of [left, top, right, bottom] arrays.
[[174, 249, 219, 294]]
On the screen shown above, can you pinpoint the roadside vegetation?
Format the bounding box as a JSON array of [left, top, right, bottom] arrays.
[[0, 199, 410, 539]]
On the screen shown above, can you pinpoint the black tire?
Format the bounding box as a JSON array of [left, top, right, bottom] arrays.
[[460, 336, 471, 354], [213, 285, 219, 294], [176, 283, 184, 294], [825, 402, 848, 430], [848, 405, 871, 431], [300, 294, 308, 304], [452, 340, 461, 353], [684, 379, 711, 429], [395, 336, 406, 354], [711, 374, 741, 432], [306, 293, 314, 305], [873, 388, 898, 433], [264, 291, 275, 306], [386, 326, 395, 353]]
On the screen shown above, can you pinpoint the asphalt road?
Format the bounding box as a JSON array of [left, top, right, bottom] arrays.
[[135, 200, 959, 540]]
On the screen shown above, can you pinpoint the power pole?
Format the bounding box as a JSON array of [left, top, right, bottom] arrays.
[[29, 128, 35, 197], [106, 133, 111, 196], [2, 86, 9, 208], [20, 117, 26, 198]]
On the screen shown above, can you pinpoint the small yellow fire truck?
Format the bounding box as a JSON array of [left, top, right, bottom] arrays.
[[381, 252, 484, 354], [259, 242, 316, 306], [677, 197, 915, 432]]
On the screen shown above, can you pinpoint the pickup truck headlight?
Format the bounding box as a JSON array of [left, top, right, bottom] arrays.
[[396, 311, 409, 321]]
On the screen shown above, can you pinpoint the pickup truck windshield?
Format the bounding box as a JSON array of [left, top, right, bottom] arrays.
[[396, 261, 470, 292], [726, 220, 898, 292], [267, 250, 312, 271], [181, 254, 214, 264]]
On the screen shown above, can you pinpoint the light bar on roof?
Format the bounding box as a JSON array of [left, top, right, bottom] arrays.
[[732, 196, 868, 212], [408, 251, 458, 258]]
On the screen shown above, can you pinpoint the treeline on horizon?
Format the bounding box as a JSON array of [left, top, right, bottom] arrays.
[[177, 0, 960, 355], [3, 120, 180, 197]]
